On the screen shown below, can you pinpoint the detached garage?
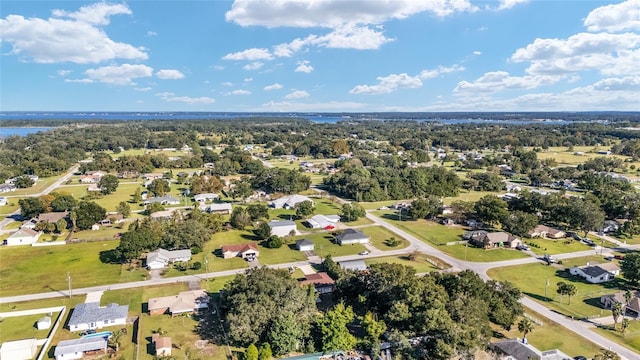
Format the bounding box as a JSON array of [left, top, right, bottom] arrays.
[[0, 338, 38, 360]]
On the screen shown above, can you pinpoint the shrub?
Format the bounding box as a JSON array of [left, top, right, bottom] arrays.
[[192, 261, 202, 270]]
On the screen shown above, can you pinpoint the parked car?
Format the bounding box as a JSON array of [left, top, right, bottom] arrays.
[[359, 251, 370, 255], [79, 329, 96, 336], [543, 254, 558, 264], [516, 244, 530, 251], [583, 238, 595, 246], [614, 254, 625, 260]]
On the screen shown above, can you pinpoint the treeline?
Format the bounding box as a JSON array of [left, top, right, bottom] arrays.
[[210, 264, 522, 359]]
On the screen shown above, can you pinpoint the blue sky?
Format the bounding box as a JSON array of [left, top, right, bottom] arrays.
[[1, 0, 638, 112]]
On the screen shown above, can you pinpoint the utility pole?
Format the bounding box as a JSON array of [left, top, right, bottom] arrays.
[[464, 242, 468, 261], [545, 279, 549, 301], [67, 272, 72, 298], [204, 254, 209, 281]]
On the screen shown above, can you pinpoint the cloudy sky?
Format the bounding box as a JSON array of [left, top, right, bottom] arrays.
[[1, 0, 638, 112]]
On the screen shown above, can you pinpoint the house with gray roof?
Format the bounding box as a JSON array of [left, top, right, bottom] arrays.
[[335, 229, 369, 245], [570, 262, 620, 283], [268, 220, 297, 237], [54, 337, 108, 360], [339, 259, 368, 271], [296, 239, 315, 252], [146, 248, 192, 269], [199, 202, 232, 214], [306, 214, 341, 229], [68, 302, 128, 331], [143, 195, 180, 206], [269, 194, 313, 209], [490, 338, 571, 360]]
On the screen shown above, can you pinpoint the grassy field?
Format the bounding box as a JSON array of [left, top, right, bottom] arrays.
[[492, 310, 602, 358], [372, 211, 528, 262], [487, 257, 628, 319], [592, 319, 640, 353], [294, 232, 367, 258], [365, 254, 441, 273], [360, 225, 410, 251], [5, 175, 64, 197], [0, 241, 147, 296], [0, 312, 58, 343], [0, 197, 25, 216], [524, 237, 593, 255]]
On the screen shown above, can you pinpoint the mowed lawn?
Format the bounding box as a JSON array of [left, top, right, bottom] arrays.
[[492, 310, 602, 358], [56, 182, 147, 212], [592, 319, 640, 353], [0, 197, 25, 216], [294, 232, 367, 258], [0, 313, 58, 343], [372, 212, 528, 262], [0, 242, 147, 297], [487, 257, 627, 319], [365, 255, 442, 273], [524, 237, 593, 255], [360, 225, 410, 251]]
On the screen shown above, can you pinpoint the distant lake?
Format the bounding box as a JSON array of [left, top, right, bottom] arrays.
[[0, 127, 52, 137]]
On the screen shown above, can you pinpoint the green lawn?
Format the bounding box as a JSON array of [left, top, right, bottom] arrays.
[[6, 175, 64, 196], [0, 242, 147, 296], [0, 197, 25, 216], [365, 255, 442, 273], [0, 312, 58, 343], [2, 220, 22, 230], [524, 237, 592, 255], [372, 212, 528, 262], [487, 258, 627, 319], [72, 226, 126, 241], [592, 319, 640, 353], [56, 182, 147, 212], [360, 225, 410, 251], [493, 310, 602, 358], [294, 232, 367, 258]]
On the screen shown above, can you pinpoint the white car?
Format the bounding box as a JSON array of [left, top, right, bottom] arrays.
[[359, 251, 370, 255]]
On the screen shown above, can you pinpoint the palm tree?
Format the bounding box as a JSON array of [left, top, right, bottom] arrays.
[[517, 317, 535, 343], [624, 289, 633, 307], [594, 349, 621, 360], [565, 284, 577, 305], [108, 329, 124, 352], [621, 318, 630, 336], [612, 302, 622, 329]]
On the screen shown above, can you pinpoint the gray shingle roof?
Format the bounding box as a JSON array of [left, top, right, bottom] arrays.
[[492, 339, 539, 360], [54, 337, 107, 356], [336, 229, 368, 242], [68, 302, 128, 326], [296, 239, 314, 247], [268, 220, 296, 228]]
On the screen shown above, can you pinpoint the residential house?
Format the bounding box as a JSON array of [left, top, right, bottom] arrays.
[[602, 220, 620, 233], [490, 338, 572, 360], [0, 183, 17, 193], [6, 174, 39, 184], [335, 229, 370, 245], [570, 262, 620, 284], [149, 210, 179, 220], [68, 302, 128, 331], [146, 248, 192, 269], [441, 205, 453, 215], [193, 193, 219, 202], [0, 196, 7, 206], [54, 337, 108, 360], [463, 230, 522, 249], [269, 194, 313, 209], [298, 272, 335, 294], [306, 214, 341, 229], [36, 211, 68, 224], [37, 315, 52, 330], [144, 195, 180, 206], [87, 183, 101, 192], [221, 243, 259, 260], [117, 170, 139, 179], [0, 339, 38, 360], [338, 259, 368, 271], [100, 214, 124, 226], [5, 228, 40, 246], [199, 203, 232, 214], [528, 225, 566, 239], [296, 239, 315, 252], [601, 291, 640, 319], [142, 173, 164, 180], [79, 173, 102, 183], [268, 220, 297, 237], [148, 290, 209, 316], [152, 334, 172, 357]]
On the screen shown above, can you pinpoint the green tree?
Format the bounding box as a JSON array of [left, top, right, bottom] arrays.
[[50, 194, 77, 212], [566, 197, 605, 237], [56, 218, 68, 233], [501, 211, 539, 237], [14, 175, 34, 188], [473, 195, 508, 227], [133, 187, 143, 203], [594, 349, 621, 360], [258, 343, 272, 360], [116, 201, 131, 218], [557, 282, 577, 304], [317, 302, 356, 352], [517, 317, 535, 342], [295, 200, 315, 218], [621, 318, 630, 336], [190, 174, 224, 194], [246, 344, 259, 360], [612, 302, 622, 329], [230, 177, 254, 202], [247, 204, 269, 221], [74, 201, 106, 230], [266, 235, 284, 249], [99, 174, 119, 195], [19, 197, 46, 218], [268, 312, 307, 355], [148, 178, 170, 197], [409, 196, 442, 220], [254, 222, 272, 240], [230, 207, 252, 230], [621, 253, 640, 284], [340, 203, 366, 222], [361, 312, 387, 356]]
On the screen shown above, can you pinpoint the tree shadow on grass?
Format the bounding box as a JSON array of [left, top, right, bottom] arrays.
[[99, 249, 122, 264], [523, 292, 552, 303], [240, 233, 261, 241]]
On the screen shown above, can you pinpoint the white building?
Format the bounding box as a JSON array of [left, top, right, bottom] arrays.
[[306, 214, 341, 229], [4, 228, 40, 246], [269, 194, 313, 209], [0, 196, 7, 206], [146, 248, 192, 269], [268, 220, 297, 237], [54, 337, 108, 360], [0, 339, 38, 360], [569, 263, 620, 284], [193, 193, 219, 202], [68, 302, 128, 331]]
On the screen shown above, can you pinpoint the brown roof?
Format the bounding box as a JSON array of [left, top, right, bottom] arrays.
[[221, 243, 258, 254], [148, 290, 209, 313], [152, 334, 172, 349], [36, 211, 68, 223], [299, 272, 334, 286]]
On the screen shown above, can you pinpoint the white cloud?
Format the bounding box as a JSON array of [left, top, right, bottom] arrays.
[[584, 0, 640, 33], [244, 77, 253, 82], [64, 78, 94, 83], [57, 69, 71, 77], [222, 48, 273, 60], [350, 73, 422, 94], [227, 89, 252, 95], [146, 30, 157, 37], [81, 64, 154, 85], [157, 92, 215, 104], [135, 87, 152, 91], [212, 65, 224, 71], [494, 0, 528, 11], [0, 3, 147, 64], [473, 50, 482, 56], [295, 60, 313, 73], [226, 0, 478, 28], [419, 65, 465, 79], [284, 90, 310, 99], [221, 81, 233, 86], [156, 69, 185, 80], [454, 71, 560, 93], [273, 36, 314, 57], [243, 61, 264, 70], [264, 83, 283, 91], [261, 100, 366, 112]]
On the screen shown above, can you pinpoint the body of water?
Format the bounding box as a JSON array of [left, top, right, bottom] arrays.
[[0, 127, 52, 137]]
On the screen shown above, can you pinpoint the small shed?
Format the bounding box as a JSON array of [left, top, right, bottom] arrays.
[[37, 315, 52, 330], [296, 239, 315, 252]]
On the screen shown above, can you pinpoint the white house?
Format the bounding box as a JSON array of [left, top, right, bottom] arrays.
[[68, 302, 128, 331], [296, 239, 315, 252], [146, 248, 192, 269], [336, 229, 370, 245], [268, 220, 297, 237], [570, 263, 620, 284], [37, 315, 52, 330], [4, 228, 40, 246], [0, 196, 7, 206], [144, 195, 180, 206], [54, 337, 108, 360], [221, 243, 259, 260], [199, 203, 232, 214], [269, 194, 313, 209], [306, 214, 341, 229], [0, 339, 38, 360], [194, 193, 219, 202]]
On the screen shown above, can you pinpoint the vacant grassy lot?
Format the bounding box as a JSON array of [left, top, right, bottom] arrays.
[[0, 242, 147, 297], [294, 232, 367, 258], [0, 313, 58, 343], [524, 237, 592, 255], [492, 310, 601, 358], [0, 197, 25, 216], [365, 255, 441, 273], [360, 225, 410, 251], [7, 175, 63, 197], [592, 319, 640, 353], [487, 258, 627, 319]]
